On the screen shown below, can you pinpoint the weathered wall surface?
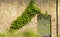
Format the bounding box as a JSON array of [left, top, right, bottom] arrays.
[[0, 0, 27, 31], [0, 0, 59, 37]]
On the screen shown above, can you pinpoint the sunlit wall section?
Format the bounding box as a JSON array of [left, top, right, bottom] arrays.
[[58, 0, 60, 36], [0, 0, 17, 31], [0, 0, 10, 31]]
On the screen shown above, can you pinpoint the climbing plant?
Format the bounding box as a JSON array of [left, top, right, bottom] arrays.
[[10, 0, 41, 30]]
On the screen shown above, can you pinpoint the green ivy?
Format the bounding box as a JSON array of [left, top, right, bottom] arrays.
[[10, 0, 41, 30]]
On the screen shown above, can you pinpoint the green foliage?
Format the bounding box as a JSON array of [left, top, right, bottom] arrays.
[[58, 34, 60, 37], [23, 30, 39, 37], [0, 29, 39, 37], [10, 0, 41, 29]]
